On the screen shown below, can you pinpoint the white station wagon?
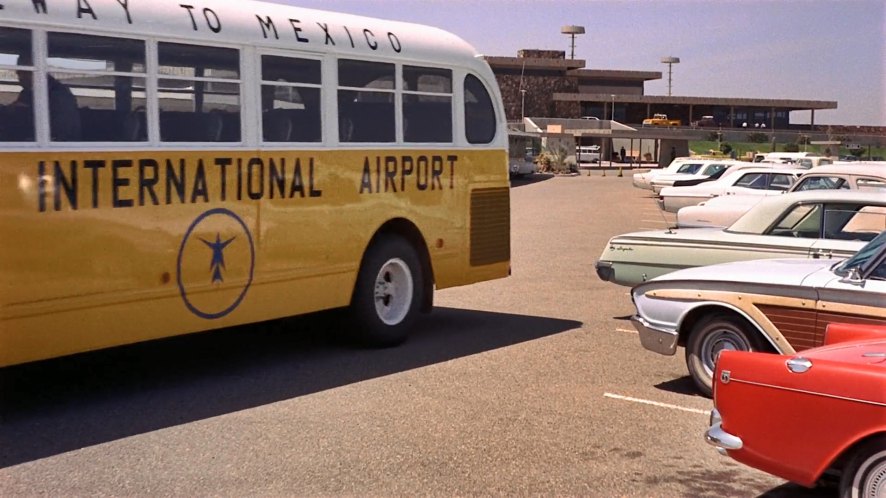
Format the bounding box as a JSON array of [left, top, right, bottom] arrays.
[[629, 229, 886, 396]]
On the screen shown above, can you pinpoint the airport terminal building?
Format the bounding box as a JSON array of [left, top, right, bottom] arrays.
[[485, 49, 839, 131]]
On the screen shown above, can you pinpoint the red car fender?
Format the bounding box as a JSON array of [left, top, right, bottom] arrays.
[[713, 349, 886, 488]]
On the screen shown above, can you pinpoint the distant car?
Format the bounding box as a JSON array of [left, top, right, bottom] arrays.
[[650, 161, 745, 194], [581, 116, 600, 121], [693, 115, 716, 127], [642, 113, 681, 126], [705, 322, 886, 497], [632, 157, 705, 190], [508, 132, 539, 178], [629, 229, 886, 396], [596, 190, 886, 287], [677, 163, 886, 228], [577, 145, 601, 163], [657, 166, 800, 213]]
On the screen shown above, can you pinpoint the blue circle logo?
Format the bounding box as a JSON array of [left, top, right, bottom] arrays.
[[177, 208, 255, 319]]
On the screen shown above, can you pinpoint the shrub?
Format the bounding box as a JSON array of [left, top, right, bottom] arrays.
[[747, 132, 769, 143], [782, 143, 800, 152]]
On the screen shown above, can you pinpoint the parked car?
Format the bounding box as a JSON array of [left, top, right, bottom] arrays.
[[692, 115, 716, 127], [657, 166, 800, 213], [677, 163, 886, 228], [642, 113, 681, 126], [576, 145, 601, 164], [649, 160, 745, 194], [632, 157, 706, 190], [596, 190, 886, 287], [705, 322, 886, 497], [508, 131, 539, 178], [629, 229, 886, 396]]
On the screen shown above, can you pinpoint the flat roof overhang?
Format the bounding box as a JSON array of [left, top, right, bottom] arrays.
[[553, 93, 838, 111], [568, 69, 662, 82], [484, 56, 586, 71], [524, 117, 708, 140]]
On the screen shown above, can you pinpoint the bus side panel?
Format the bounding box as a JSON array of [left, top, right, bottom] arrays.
[[0, 148, 508, 367]]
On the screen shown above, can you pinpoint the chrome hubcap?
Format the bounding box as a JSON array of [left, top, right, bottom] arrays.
[[373, 258, 413, 326], [701, 329, 751, 376]]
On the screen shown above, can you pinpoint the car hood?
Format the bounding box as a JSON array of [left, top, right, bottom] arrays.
[[646, 257, 838, 286]]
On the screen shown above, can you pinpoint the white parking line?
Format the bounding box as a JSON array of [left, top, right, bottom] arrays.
[[603, 392, 709, 415], [616, 327, 637, 334]]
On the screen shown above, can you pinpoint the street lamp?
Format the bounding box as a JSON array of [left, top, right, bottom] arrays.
[[660, 56, 680, 96]]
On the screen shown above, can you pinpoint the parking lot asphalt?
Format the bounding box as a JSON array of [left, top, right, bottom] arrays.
[[0, 172, 831, 497]]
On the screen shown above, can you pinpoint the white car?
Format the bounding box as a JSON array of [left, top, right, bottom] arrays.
[[632, 157, 707, 190], [657, 166, 800, 213], [596, 190, 886, 287], [629, 229, 886, 395], [677, 163, 886, 228], [650, 160, 745, 194]]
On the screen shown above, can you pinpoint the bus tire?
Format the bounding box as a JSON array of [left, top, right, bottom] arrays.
[[350, 235, 423, 347]]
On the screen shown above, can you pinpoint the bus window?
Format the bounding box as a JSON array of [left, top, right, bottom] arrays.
[[47, 32, 146, 142], [0, 27, 34, 142], [402, 65, 452, 143], [464, 74, 496, 144], [158, 43, 241, 142], [338, 59, 395, 143], [260, 55, 322, 143]]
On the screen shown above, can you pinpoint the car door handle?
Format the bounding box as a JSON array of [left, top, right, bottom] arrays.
[[811, 250, 832, 259]]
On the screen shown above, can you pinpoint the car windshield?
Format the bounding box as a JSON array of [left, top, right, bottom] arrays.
[[676, 163, 703, 174], [833, 230, 886, 276]]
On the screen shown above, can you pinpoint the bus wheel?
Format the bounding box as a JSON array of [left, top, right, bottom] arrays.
[[350, 236, 423, 347], [686, 313, 762, 397]]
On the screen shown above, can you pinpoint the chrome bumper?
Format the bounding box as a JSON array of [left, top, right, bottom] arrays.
[[631, 315, 678, 356], [595, 260, 614, 282], [705, 409, 743, 455]]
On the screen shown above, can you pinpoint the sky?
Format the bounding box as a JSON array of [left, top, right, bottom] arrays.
[[270, 0, 885, 127]]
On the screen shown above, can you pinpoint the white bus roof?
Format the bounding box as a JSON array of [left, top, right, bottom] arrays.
[[0, 0, 487, 71]]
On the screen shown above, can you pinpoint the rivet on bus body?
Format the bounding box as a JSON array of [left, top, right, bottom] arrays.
[[436, 239, 444, 249]]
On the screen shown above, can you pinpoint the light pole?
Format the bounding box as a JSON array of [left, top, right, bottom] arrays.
[[561, 25, 585, 60], [661, 56, 680, 96], [520, 89, 527, 121]]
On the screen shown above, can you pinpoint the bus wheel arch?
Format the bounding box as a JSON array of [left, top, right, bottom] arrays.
[[349, 220, 433, 346]]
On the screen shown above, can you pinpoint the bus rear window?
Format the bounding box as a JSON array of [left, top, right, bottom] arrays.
[[464, 74, 496, 144]]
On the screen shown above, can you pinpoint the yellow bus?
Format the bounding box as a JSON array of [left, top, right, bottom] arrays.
[[0, 0, 510, 367]]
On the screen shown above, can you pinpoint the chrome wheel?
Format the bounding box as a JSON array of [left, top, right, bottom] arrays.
[[686, 314, 762, 397], [373, 257, 414, 326], [699, 328, 753, 378], [845, 446, 886, 498]]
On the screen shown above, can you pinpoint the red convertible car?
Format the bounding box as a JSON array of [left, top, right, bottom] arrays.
[[705, 323, 886, 497]]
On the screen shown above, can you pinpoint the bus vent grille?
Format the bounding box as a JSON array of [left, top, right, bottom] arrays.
[[470, 187, 510, 266]]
